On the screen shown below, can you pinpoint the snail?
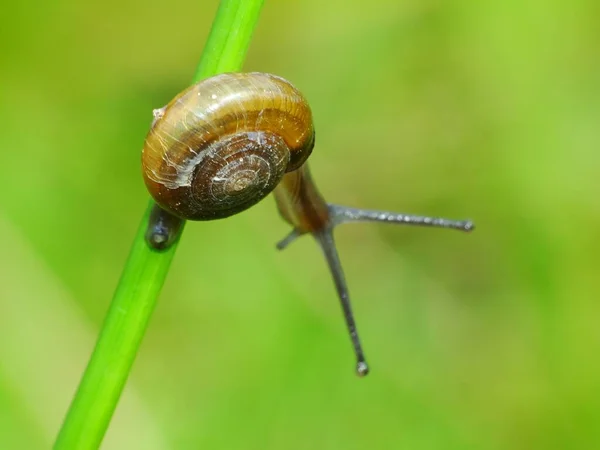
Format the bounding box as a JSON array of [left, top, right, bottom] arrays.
[[141, 72, 475, 376]]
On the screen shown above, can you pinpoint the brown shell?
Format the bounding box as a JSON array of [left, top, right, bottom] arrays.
[[142, 72, 315, 220]]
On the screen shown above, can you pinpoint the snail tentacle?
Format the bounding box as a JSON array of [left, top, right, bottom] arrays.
[[329, 204, 475, 231], [313, 227, 369, 377], [275, 205, 475, 250], [275, 228, 304, 251]]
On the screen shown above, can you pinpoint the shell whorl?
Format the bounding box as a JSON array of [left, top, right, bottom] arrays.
[[142, 72, 315, 220]]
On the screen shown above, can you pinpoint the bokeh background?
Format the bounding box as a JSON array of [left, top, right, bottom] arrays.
[[1, 0, 599, 448]]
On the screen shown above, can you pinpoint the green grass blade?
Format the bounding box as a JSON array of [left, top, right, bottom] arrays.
[[54, 1, 265, 448], [194, 0, 265, 79]]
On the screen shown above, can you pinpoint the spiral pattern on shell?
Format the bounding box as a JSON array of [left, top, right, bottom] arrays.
[[142, 72, 315, 220]]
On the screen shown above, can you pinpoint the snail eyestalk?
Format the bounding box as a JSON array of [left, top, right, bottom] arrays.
[[314, 228, 369, 377], [275, 204, 474, 251], [329, 204, 475, 232]]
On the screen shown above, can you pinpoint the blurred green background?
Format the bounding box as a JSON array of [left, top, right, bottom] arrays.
[[1, 0, 599, 448]]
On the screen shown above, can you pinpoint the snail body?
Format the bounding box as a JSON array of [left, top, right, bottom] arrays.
[[273, 164, 329, 233], [142, 72, 314, 220]]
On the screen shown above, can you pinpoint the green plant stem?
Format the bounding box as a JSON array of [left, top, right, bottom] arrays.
[[54, 1, 265, 448]]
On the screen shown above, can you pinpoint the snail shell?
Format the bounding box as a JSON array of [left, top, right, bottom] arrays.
[[142, 72, 315, 220]]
